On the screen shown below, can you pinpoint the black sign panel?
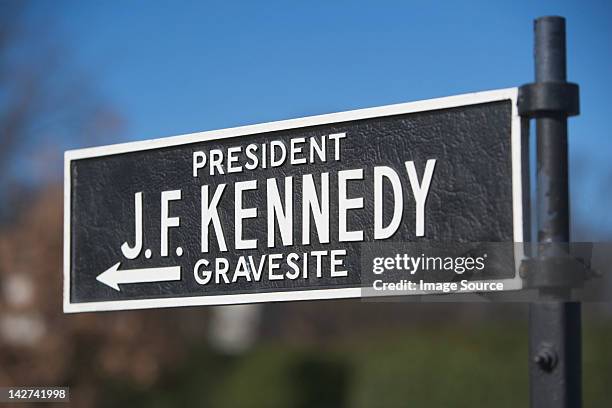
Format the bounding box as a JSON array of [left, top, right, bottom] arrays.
[[64, 89, 525, 312]]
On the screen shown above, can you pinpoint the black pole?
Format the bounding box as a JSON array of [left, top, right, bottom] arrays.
[[528, 16, 581, 408]]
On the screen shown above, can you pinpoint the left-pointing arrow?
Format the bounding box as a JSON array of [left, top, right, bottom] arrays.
[[96, 262, 181, 291]]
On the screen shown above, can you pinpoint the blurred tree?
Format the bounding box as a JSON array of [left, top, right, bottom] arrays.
[[0, 187, 213, 406], [0, 2, 211, 406], [0, 0, 123, 223]]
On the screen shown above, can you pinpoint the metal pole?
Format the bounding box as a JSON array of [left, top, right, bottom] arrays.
[[528, 16, 581, 408]]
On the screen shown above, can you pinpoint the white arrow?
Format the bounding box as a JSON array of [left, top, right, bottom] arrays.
[[97, 262, 181, 291]]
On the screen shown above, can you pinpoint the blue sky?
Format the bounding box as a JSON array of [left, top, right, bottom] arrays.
[[28, 0, 612, 238]]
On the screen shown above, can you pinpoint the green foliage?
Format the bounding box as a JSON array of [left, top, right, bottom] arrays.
[[100, 322, 612, 408], [348, 325, 528, 408], [208, 348, 348, 408], [583, 321, 612, 407]]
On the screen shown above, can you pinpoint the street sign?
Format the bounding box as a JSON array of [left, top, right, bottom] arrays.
[[64, 88, 526, 312]]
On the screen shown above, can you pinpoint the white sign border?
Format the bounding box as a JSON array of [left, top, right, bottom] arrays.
[[64, 87, 524, 313]]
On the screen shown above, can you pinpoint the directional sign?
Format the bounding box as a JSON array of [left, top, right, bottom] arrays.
[[64, 88, 526, 312]]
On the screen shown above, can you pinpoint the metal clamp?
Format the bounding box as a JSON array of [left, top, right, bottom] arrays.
[[518, 81, 580, 117], [519, 255, 594, 289]]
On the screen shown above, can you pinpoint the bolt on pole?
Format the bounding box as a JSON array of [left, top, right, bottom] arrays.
[[527, 16, 582, 408]]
